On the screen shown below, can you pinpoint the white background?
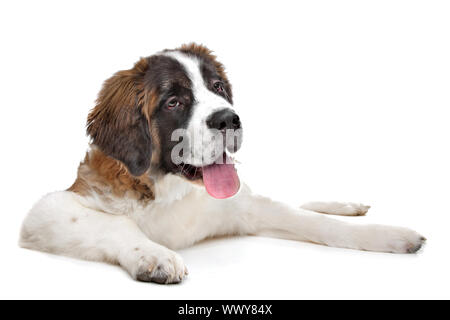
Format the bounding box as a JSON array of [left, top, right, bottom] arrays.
[[1, 0, 449, 299]]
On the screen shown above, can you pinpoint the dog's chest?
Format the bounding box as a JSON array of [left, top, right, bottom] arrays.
[[130, 175, 234, 249]]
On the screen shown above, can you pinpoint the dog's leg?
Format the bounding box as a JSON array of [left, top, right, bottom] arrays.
[[237, 192, 425, 253], [19, 191, 187, 284], [300, 201, 370, 216]]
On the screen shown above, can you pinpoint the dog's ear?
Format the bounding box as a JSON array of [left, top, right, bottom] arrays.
[[87, 59, 152, 176]]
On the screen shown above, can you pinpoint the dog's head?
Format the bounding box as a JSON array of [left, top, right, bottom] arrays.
[[87, 44, 242, 199]]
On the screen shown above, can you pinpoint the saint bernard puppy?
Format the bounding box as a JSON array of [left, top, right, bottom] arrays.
[[19, 44, 426, 284]]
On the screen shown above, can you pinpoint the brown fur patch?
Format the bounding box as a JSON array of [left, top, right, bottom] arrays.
[[86, 58, 154, 176], [68, 148, 155, 202], [141, 88, 162, 166]]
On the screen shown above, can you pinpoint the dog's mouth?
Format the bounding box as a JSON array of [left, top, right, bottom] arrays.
[[177, 153, 240, 199], [177, 163, 203, 181]]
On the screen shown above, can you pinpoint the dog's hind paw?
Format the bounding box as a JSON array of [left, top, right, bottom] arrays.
[[301, 201, 371, 216]]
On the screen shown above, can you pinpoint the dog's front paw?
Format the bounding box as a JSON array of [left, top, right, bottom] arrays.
[[126, 247, 188, 284], [386, 228, 426, 254], [359, 225, 426, 254]]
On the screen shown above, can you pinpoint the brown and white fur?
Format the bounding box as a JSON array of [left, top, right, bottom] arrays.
[[19, 44, 426, 284]]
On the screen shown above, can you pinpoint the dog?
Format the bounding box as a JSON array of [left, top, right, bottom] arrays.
[[19, 44, 426, 284]]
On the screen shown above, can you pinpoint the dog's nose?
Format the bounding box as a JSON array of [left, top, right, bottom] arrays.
[[206, 109, 241, 131]]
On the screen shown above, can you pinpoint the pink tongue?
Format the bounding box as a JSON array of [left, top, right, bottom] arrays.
[[202, 155, 240, 199]]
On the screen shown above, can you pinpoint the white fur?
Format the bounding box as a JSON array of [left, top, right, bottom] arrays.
[[300, 201, 371, 216]]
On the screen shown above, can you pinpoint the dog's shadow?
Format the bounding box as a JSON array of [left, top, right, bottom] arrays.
[[177, 235, 335, 269], [177, 234, 423, 271]]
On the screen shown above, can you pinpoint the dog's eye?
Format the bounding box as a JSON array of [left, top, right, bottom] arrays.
[[213, 80, 224, 93], [166, 98, 181, 110]]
